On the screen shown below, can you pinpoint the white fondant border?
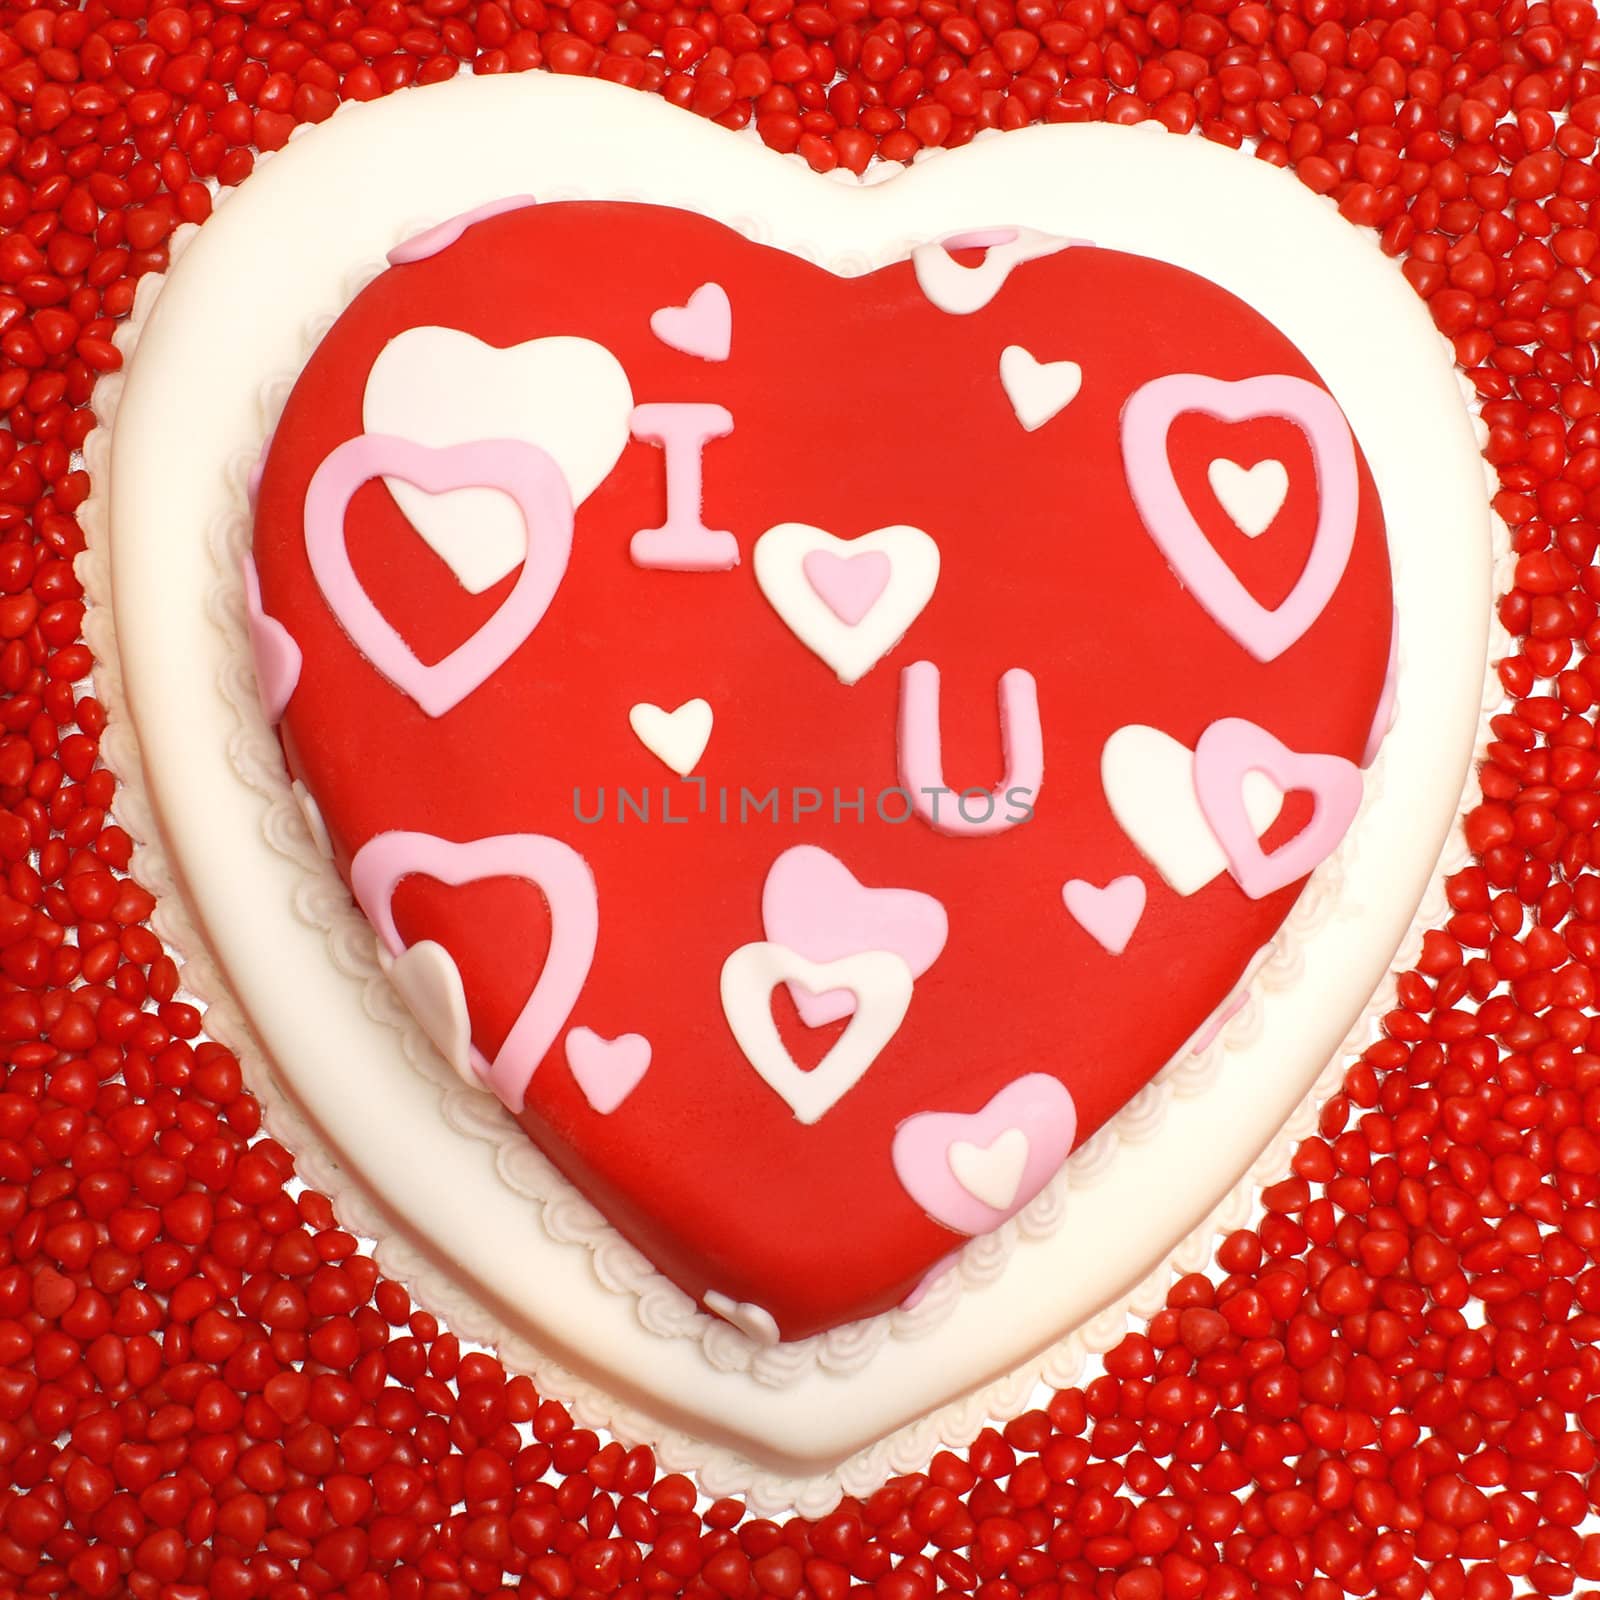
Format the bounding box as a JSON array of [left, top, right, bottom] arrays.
[[79, 75, 1500, 1514]]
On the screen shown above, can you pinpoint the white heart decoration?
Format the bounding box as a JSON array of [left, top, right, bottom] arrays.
[[382, 939, 475, 1086], [703, 1291, 781, 1346], [948, 1128, 1030, 1210], [629, 698, 713, 777], [1101, 724, 1283, 896], [999, 344, 1082, 431], [719, 943, 914, 1124], [753, 523, 940, 685], [290, 778, 333, 860], [363, 327, 633, 594], [910, 227, 1072, 314], [1208, 457, 1289, 539]]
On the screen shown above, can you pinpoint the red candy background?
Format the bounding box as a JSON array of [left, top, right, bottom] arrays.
[[254, 205, 1391, 1336], [4, 0, 1600, 1593]]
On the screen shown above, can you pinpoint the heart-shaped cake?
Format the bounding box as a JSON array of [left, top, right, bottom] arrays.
[[90, 75, 1492, 1497], [253, 195, 1396, 1339]]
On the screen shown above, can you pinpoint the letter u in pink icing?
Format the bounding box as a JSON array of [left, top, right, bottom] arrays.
[[897, 661, 1043, 836]]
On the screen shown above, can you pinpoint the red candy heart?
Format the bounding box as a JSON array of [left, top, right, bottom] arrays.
[[253, 201, 1392, 1338]]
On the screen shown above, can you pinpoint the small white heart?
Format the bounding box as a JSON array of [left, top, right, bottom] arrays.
[[1207, 457, 1289, 539], [383, 940, 475, 1087], [999, 344, 1082, 431], [948, 1128, 1030, 1210], [628, 698, 713, 777], [703, 1290, 780, 1346], [291, 779, 333, 860], [363, 327, 633, 594]]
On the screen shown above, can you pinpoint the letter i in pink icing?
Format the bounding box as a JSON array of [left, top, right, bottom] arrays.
[[629, 403, 739, 571]]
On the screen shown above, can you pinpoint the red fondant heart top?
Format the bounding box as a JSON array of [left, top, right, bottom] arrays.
[[252, 201, 1392, 1339]]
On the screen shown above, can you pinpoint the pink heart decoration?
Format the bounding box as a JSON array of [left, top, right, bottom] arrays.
[[761, 845, 948, 1027], [386, 195, 538, 266], [1193, 717, 1364, 899], [1189, 990, 1249, 1055], [350, 830, 599, 1112], [565, 1026, 651, 1115], [1120, 373, 1359, 662], [649, 282, 732, 362], [242, 554, 301, 725], [1061, 874, 1146, 955], [801, 548, 893, 626], [892, 1073, 1079, 1235], [899, 1252, 959, 1310], [304, 434, 574, 718]]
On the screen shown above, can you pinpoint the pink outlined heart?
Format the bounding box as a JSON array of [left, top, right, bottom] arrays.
[[1120, 373, 1359, 662], [649, 283, 732, 362], [350, 830, 599, 1112], [761, 845, 948, 1027], [892, 1074, 1078, 1235], [304, 434, 573, 718], [1193, 718, 1364, 898]]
